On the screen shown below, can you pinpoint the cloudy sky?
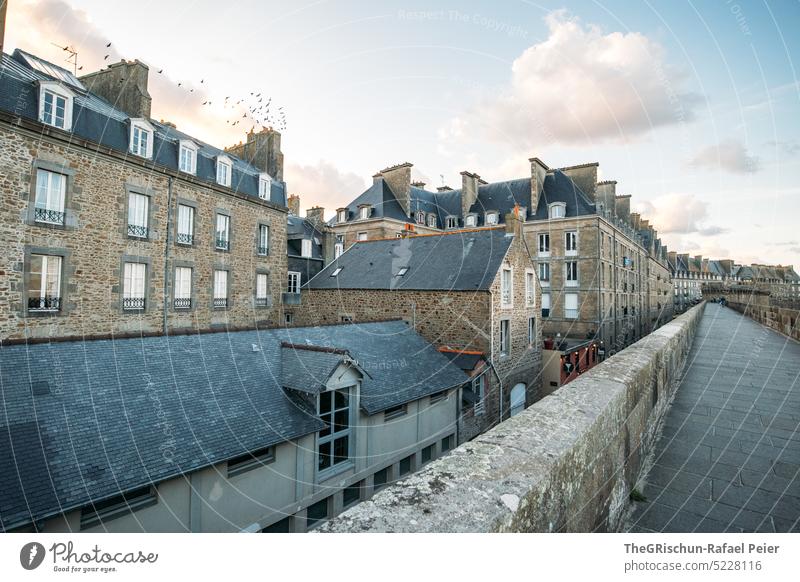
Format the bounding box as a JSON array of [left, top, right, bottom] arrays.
[[6, 0, 800, 265]]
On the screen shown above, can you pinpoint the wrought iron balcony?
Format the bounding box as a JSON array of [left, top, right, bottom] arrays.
[[34, 207, 66, 225], [213, 297, 228, 308], [257, 245, 269, 255], [215, 237, 229, 250], [123, 297, 146, 310], [176, 232, 194, 245], [28, 296, 61, 312], [255, 297, 270, 307], [174, 298, 192, 309], [128, 224, 148, 238]]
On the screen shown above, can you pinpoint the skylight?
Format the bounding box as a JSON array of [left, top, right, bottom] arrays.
[[331, 267, 343, 277], [396, 267, 409, 277], [17, 50, 86, 90]]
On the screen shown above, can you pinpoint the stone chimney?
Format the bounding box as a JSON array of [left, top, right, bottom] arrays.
[[80, 60, 152, 119], [306, 206, 325, 228], [668, 251, 677, 267], [225, 127, 284, 181], [629, 212, 641, 230], [504, 209, 523, 237], [411, 181, 426, 189], [379, 163, 413, 217], [322, 230, 336, 266], [529, 157, 548, 216], [559, 162, 598, 202], [595, 181, 617, 216], [437, 185, 453, 192], [460, 171, 480, 218], [287, 194, 300, 216], [615, 195, 631, 225]]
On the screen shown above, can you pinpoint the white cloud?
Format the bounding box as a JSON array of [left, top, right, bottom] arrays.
[[690, 138, 760, 173], [634, 193, 726, 237], [440, 10, 700, 149], [284, 160, 368, 217]]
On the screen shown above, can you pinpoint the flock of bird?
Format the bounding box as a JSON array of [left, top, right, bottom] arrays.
[[59, 40, 288, 132]]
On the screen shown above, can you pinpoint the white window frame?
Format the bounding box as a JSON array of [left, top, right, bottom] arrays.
[[358, 206, 370, 220], [127, 192, 149, 238], [317, 387, 353, 476], [337, 209, 347, 223], [29, 254, 62, 311], [565, 231, 578, 256], [334, 235, 344, 258], [34, 169, 67, 224], [500, 266, 513, 308], [178, 140, 197, 175], [38, 81, 74, 131], [129, 119, 154, 159], [216, 155, 232, 187], [473, 374, 486, 416], [446, 216, 458, 229], [426, 213, 437, 228], [287, 271, 301, 294], [541, 292, 551, 317], [123, 262, 146, 308], [177, 204, 194, 244], [256, 273, 269, 300], [356, 232, 367, 242], [415, 211, 425, 225], [213, 270, 228, 301], [565, 292, 579, 319], [548, 202, 566, 220], [538, 233, 550, 257], [215, 213, 230, 250], [258, 224, 269, 255], [485, 212, 498, 225], [499, 319, 510, 357], [525, 270, 535, 306], [465, 214, 477, 227], [174, 267, 192, 308], [301, 239, 312, 258], [528, 316, 536, 346], [258, 173, 271, 200], [566, 261, 579, 287], [538, 262, 550, 287]]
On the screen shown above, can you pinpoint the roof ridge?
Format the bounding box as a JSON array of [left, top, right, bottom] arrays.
[[355, 225, 505, 243], [280, 342, 349, 355]]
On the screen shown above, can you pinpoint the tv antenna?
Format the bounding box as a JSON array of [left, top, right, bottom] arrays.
[[51, 43, 79, 75]]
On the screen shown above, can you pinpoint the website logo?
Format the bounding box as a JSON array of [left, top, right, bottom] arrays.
[[20, 542, 46, 570]]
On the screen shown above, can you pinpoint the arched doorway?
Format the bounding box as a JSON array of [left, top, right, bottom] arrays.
[[510, 383, 526, 417]]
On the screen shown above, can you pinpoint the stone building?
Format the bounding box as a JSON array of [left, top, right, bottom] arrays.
[[326, 157, 673, 356], [291, 218, 542, 442], [0, 321, 467, 532], [0, 49, 288, 342]]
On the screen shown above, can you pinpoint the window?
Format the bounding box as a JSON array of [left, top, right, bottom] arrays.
[[565, 231, 577, 255], [446, 216, 458, 229], [176, 204, 194, 244], [485, 212, 498, 225], [34, 169, 66, 225], [305, 498, 329, 530], [357, 232, 367, 241], [430, 389, 448, 403], [343, 483, 362, 508], [528, 316, 536, 346], [213, 269, 228, 308], [174, 267, 192, 309], [565, 293, 579, 319], [301, 239, 312, 258], [441, 435, 454, 453], [542, 292, 551, 318], [262, 517, 292, 533], [426, 213, 437, 228], [373, 467, 390, 492], [337, 209, 347, 223], [178, 141, 197, 174], [257, 224, 269, 255], [255, 273, 269, 307], [465, 214, 477, 227], [500, 319, 510, 356], [129, 119, 154, 158], [501, 267, 512, 307], [334, 235, 344, 258], [123, 262, 146, 310], [415, 210, 425, 225], [80, 486, 157, 530], [215, 214, 230, 250], [258, 174, 271, 200], [28, 254, 61, 312], [227, 446, 274, 477], [384, 403, 407, 421], [472, 375, 486, 415], [399, 455, 414, 477], [340, 314, 352, 323], [358, 206, 370, 220], [318, 388, 351, 473], [127, 192, 149, 238], [526, 271, 535, 306], [331, 267, 343, 277], [38, 83, 73, 130], [538, 262, 550, 285], [548, 202, 565, 219], [285, 312, 294, 325], [566, 261, 578, 287], [287, 271, 301, 294], [216, 156, 232, 187], [421, 444, 435, 464], [396, 267, 409, 277], [538, 233, 550, 256]]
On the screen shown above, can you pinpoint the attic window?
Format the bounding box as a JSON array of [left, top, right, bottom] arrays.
[[446, 216, 458, 229], [216, 155, 232, 187], [485, 212, 498, 225], [465, 214, 477, 227], [396, 267, 409, 277], [426, 214, 437, 228], [258, 173, 271, 200], [129, 119, 154, 159], [178, 140, 197, 175], [331, 267, 343, 277], [358, 205, 371, 220], [415, 211, 425, 225], [548, 202, 566, 220], [301, 239, 312, 258], [38, 82, 74, 131], [337, 209, 347, 223]]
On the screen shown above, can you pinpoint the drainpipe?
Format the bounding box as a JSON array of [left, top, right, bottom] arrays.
[[489, 288, 504, 421], [163, 177, 174, 334]]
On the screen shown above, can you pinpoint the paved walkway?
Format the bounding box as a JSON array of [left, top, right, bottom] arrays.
[[627, 303, 800, 532]]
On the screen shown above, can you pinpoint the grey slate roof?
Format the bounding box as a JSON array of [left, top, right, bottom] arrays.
[[0, 50, 286, 207], [0, 321, 467, 530], [287, 215, 324, 260], [281, 344, 363, 393], [305, 228, 514, 291]]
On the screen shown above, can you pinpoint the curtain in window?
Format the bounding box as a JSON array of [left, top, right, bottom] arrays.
[[214, 270, 228, 299], [256, 274, 268, 298], [177, 205, 193, 236], [123, 263, 146, 298], [175, 267, 192, 299], [128, 193, 148, 227], [35, 170, 66, 211], [216, 214, 230, 243]]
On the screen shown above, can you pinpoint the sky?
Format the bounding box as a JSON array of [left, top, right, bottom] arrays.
[[5, 0, 800, 266]]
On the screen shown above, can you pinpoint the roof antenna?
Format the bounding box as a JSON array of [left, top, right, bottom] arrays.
[[440, 174, 445, 187], [50, 43, 79, 75]]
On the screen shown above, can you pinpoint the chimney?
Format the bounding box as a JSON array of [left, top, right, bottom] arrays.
[[529, 157, 548, 216], [380, 163, 413, 217], [667, 251, 677, 266], [595, 181, 617, 216], [504, 209, 523, 237], [80, 60, 152, 119], [322, 229, 336, 266], [437, 185, 453, 192], [460, 171, 480, 218], [306, 206, 325, 228], [411, 181, 426, 189], [372, 172, 382, 184], [287, 194, 300, 216], [559, 162, 598, 202], [629, 212, 641, 230], [615, 195, 631, 225], [0, 0, 7, 59], [225, 127, 284, 181]]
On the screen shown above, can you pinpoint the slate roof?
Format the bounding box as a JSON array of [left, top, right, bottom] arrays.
[[0, 49, 286, 207], [287, 215, 324, 260], [281, 344, 368, 393], [0, 321, 467, 530], [305, 228, 514, 291]]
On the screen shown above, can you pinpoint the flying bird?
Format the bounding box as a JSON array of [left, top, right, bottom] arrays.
[[106, 42, 112, 48], [158, 69, 163, 74], [104, 54, 110, 60]]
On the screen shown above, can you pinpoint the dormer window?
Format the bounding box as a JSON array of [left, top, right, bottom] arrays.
[[216, 155, 232, 187], [548, 202, 566, 219], [485, 212, 498, 225], [358, 205, 371, 220], [426, 214, 437, 228], [178, 140, 197, 175], [129, 119, 154, 159], [38, 82, 74, 130], [258, 173, 271, 200], [337, 209, 347, 223], [301, 239, 312, 258], [465, 214, 477, 227], [415, 211, 425, 225], [517, 207, 527, 221], [446, 216, 458, 229]]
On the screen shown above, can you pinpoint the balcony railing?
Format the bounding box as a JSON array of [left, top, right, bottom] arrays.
[[28, 296, 61, 312], [174, 298, 192, 309], [255, 297, 270, 307], [34, 207, 66, 225], [213, 297, 228, 308], [176, 232, 194, 245], [257, 246, 269, 256], [123, 297, 146, 310], [215, 237, 229, 250], [128, 224, 148, 238]]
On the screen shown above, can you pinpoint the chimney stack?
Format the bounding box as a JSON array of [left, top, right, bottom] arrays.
[[595, 181, 617, 216], [287, 194, 300, 216], [379, 163, 413, 217], [460, 171, 480, 218], [529, 157, 548, 216], [225, 127, 284, 181], [411, 181, 426, 189], [437, 185, 453, 192], [306, 206, 325, 228], [504, 209, 524, 237], [615, 195, 631, 225], [559, 162, 598, 202], [80, 59, 152, 119]]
